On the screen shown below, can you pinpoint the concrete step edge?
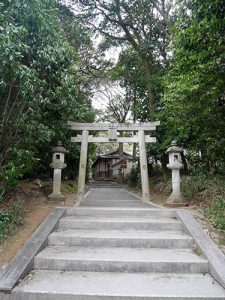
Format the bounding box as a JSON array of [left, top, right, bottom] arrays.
[[48, 231, 193, 249], [58, 219, 183, 231], [34, 258, 209, 274], [12, 270, 225, 299], [66, 207, 176, 218], [34, 246, 209, 273]]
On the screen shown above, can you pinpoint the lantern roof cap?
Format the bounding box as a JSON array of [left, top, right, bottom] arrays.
[[52, 141, 68, 154], [166, 140, 183, 154]]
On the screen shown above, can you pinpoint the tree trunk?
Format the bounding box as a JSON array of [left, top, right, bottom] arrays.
[[132, 89, 137, 160], [143, 59, 155, 120], [181, 152, 189, 175]]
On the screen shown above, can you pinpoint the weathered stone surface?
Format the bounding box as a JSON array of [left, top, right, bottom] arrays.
[[85, 188, 141, 201], [12, 271, 225, 299], [0, 292, 12, 300], [48, 193, 66, 202], [67, 121, 160, 131], [77, 130, 89, 202], [66, 207, 176, 218], [72, 135, 156, 143], [58, 216, 183, 231], [48, 142, 67, 200], [48, 229, 194, 249], [165, 141, 187, 206], [34, 246, 208, 273], [176, 209, 225, 289], [138, 130, 150, 202]]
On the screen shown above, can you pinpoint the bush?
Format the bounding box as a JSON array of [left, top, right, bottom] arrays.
[[61, 180, 78, 193], [0, 201, 23, 244], [181, 173, 208, 199], [205, 198, 225, 230], [127, 165, 140, 187], [0, 161, 22, 198]]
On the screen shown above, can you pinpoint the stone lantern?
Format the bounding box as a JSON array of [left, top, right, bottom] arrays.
[[48, 141, 68, 201], [165, 140, 188, 207]]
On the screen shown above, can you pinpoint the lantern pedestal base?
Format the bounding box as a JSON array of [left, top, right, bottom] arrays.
[[164, 202, 189, 208], [48, 193, 66, 202]]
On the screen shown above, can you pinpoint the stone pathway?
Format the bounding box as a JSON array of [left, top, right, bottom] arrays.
[[81, 187, 154, 207], [11, 188, 225, 299]]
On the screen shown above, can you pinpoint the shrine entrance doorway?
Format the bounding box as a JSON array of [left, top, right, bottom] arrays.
[[67, 121, 160, 202]]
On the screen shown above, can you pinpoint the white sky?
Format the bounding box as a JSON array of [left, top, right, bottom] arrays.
[[90, 33, 122, 110], [62, 0, 124, 111], [92, 78, 125, 112]]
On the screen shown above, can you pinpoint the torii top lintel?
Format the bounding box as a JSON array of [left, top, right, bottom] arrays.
[[67, 121, 160, 131]]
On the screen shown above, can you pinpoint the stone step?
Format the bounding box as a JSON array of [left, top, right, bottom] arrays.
[[13, 270, 225, 299], [88, 180, 120, 183], [85, 188, 142, 201], [88, 181, 123, 187], [79, 200, 151, 207], [59, 216, 183, 231], [85, 198, 139, 201], [66, 207, 176, 218], [48, 229, 193, 248], [89, 185, 124, 188], [34, 246, 208, 274]]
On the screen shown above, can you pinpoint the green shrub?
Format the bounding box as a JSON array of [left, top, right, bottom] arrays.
[[181, 174, 208, 199], [205, 198, 225, 230], [61, 180, 78, 193], [0, 201, 23, 244], [0, 149, 38, 198], [127, 165, 140, 187]]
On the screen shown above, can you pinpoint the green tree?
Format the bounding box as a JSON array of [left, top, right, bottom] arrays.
[[162, 0, 225, 172], [0, 0, 96, 196], [72, 0, 172, 118]]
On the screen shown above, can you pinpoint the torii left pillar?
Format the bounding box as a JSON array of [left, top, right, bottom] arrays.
[[139, 130, 150, 202], [77, 130, 89, 202]]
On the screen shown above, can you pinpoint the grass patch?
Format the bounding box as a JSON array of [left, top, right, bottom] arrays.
[[205, 198, 225, 230], [0, 201, 23, 245], [61, 180, 78, 194], [181, 174, 225, 230]]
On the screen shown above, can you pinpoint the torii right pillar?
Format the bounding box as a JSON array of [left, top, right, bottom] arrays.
[[138, 130, 150, 202]]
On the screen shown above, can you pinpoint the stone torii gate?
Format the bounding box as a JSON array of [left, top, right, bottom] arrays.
[[68, 121, 160, 202]]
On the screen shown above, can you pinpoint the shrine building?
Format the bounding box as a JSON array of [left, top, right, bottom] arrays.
[[92, 148, 134, 180]]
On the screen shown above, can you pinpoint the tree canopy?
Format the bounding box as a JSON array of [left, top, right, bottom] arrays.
[[0, 0, 96, 196], [162, 0, 225, 171], [72, 0, 172, 118], [1, 0, 225, 199]]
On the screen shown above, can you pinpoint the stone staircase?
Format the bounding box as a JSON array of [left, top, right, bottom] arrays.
[[11, 189, 225, 299]]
